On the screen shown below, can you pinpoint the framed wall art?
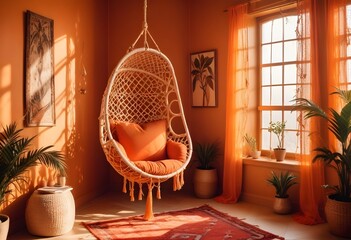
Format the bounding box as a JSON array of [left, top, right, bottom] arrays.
[[190, 49, 217, 107], [25, 11, 55, 127]]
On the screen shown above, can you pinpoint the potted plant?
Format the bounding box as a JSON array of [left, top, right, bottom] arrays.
[[268, 121, 286, 161], [0, 122, 66, 239], [266, 171, 297, 214], [192, 141, 220, 198], [292, 88, 351, 237], [244, 134, 261, 159]]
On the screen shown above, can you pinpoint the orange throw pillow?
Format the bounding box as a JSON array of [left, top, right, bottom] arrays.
[[166, 140, 187, 162], [110, 119, 167, 161]]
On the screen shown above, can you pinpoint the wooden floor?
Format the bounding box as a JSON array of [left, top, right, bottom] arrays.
[[9, 190, 349, 240]]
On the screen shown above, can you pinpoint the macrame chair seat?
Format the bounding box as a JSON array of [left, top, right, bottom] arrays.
[[99, 47, 192, 220]]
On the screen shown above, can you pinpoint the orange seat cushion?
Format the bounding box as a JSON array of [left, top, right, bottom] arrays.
[[110, 119, 167, 161], [115, 142, 184, 175], [134, 159, 184, 175]]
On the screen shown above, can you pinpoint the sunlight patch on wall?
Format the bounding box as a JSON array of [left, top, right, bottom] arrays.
[[54, 34, 81, 184], [0, 64, 12, 123], [54, 34, 76, 136], [55, 35, 69, 69]]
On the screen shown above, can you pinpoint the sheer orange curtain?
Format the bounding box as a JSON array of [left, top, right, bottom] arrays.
[[327, 0, 347, 89], [293, 0, 325, 225], [294, 0, 348, 225], [326, 1, 348, 154], [215, 4, 248, 204]]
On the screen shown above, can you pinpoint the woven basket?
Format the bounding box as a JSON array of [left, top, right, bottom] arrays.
[[25, 190, 75, 237], [325, 195, 351, 238]]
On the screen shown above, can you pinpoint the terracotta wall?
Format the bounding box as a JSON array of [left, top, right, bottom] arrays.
[[187, 0, 234, 193], [0, 0, 109, 233]]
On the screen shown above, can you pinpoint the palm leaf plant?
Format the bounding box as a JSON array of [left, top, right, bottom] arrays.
[[193, 142, 219, 170], [191, 53, 215, 106], [244, 133, 257, 152], [267, 171, 297, 198], [292, 88, 351, 202], [0, 122, 66, 205], [244, 133, 261, 158]]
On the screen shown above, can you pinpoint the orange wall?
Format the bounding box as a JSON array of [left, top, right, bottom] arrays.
[[188, 0, 236, 193], [0, 0, 110, 233]]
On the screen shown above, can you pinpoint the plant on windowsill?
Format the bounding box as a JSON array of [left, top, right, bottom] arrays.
[[266, 171, 297, 214], [0, 122, 66, 240], [244, 133, 261, 159], [192, 141, 220, 199], [292, 88, 351, 237], [268, 121, 286, 161]]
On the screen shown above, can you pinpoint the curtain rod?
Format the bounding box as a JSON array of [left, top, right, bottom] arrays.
[[224, 0, 296, 14]]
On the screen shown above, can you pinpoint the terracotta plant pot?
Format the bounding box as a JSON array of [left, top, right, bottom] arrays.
[[325, 195, 351, 238], [0, 214, 9, 240], [273, 148, 286, 161], [193, 168, 218, 199], [273, 197, 292, 214]]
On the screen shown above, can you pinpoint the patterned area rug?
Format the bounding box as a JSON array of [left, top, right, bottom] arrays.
[[83, 204, 284, 240]]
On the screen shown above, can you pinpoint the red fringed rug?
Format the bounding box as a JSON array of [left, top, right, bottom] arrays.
[[83, 204, 284, 240]]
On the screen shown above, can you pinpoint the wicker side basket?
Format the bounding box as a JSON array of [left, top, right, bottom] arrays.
[[25, 190, 75, 237], [325, 195, 351, 238]]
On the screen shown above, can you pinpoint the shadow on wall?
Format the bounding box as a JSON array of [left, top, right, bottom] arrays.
[[0, 26, 84, 218]]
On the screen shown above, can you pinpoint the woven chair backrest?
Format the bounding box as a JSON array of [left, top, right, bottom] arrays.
[[107, 49, 175, 125]]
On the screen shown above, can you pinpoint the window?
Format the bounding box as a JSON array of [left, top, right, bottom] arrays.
[[258, 12, 300, 156]]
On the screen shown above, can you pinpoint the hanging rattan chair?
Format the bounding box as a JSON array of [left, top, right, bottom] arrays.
[[99, 0, 192, 220]]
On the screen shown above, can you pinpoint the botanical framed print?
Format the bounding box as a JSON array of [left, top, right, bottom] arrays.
[[25, 11, 55, 127], [190, 49, 217, 107]]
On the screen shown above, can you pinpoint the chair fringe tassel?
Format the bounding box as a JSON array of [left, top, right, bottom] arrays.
[[144, 181, 154, 220], [173, 172, 184, 191], [121, 171, 185, 221]]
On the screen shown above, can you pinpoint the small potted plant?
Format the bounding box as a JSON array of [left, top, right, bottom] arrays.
[[268, 121, 286, 161], [0, 122, 66, 239], [244, 134, 261, 159], [192, 141, 220, 198], [267, 171, 297, 214]]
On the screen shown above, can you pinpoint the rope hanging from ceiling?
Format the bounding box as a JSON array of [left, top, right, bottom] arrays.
[[99, 0, 192, 220]]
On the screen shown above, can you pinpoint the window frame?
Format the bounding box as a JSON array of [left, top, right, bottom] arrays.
[[256, 9, 299, 160]]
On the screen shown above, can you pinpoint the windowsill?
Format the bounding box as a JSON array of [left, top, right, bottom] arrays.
[[243, 156, 300, 172]]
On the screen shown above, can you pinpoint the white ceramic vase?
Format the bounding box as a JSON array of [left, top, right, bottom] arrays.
[[250, 150, 261, 159], [0, 214, 9, 240]]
